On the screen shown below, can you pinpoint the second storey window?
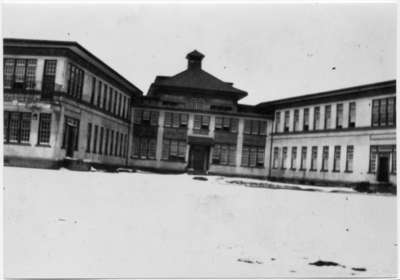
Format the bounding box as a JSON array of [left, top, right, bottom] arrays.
[[348, 102, 356, 128], [67, 63, 84, 99], [134, 109, 159, 126], [4, 58, 37, 90], [194, 115, 210, 130], [281, 147, 288, 169], [215, 117, 239, 133], [313, 106, 320, 130], [284, 111, 290, 132], [275, 111, 281, 132], [303, 108, 310, 131], [164, 112, 188, 128], [336, 104, 343, 129], [243, 120, 267, 135], [372, 97, 396, 127], [293, 110, 299, 132], [43, 60, 57, 93], [324, 105, 331, 129]]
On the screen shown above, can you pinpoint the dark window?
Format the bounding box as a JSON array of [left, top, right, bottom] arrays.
[[96, 81, 102, 108], [38, 113, 51, 145], [62, 117, 80, 151], [293, 109, 299, 131], [113, 91, 117, 114], [273, 147, 280, 169], [164, 112, 188, 128], [114, 131, 119, 156], [346, 145, 354, 172], [3, 58, 38, 90], [134, 109, 159, 126], [119, 133, 124, 157], [43, 60, 57, 93], [300, 146, 307, 170], [242, 146, 264, 168], [93, 125, 98, 153], [3, 111, 32, 144], [103, 84, 108, 109], [212, 144, 236, 166], [310, 146, 318, 171], [333, 146, 342, 171], [275, 111, 281, 132], [90, 77, 96, 105], [303, 108, 309, 131], [291, 147, 297, 169], [348, 102, 356, 128], [215, 117, 239, 133], [86, 123, 92, 153], [392, 146, 396, 174], [243, 119, 266, 135], [194, 115, 210, 130], [284, 111, 290, 132], [161, 139, 186, 161], [336, 104, 343, 129], [67, 63, 84, 99], [118, 94, 122, 117], [281, 147, 288, 169], [372, 97, 396, 127], [321, 146, 329, 171], [313, 107, 320, 130], [108, 87, 113, 112], [99, 127, 104, 154], [110, 130, 114, 156], [105, 128, 109, 155], [324, 105, 331, 129]]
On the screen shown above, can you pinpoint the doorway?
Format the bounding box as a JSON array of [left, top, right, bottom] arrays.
[[63, 117, 80, 158], [377, 154, 390, 182], [189, 145, 210, 173]]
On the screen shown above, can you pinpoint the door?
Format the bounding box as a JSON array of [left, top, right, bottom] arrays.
[[189, 145, 209, 172], [377, 155, 389, 182], [65, 124, 76, 158]]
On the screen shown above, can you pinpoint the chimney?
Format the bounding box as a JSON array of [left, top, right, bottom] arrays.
[[186, 50, 204, 70]]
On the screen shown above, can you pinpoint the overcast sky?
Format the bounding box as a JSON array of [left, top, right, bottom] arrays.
[[3, 2, 396, 104]]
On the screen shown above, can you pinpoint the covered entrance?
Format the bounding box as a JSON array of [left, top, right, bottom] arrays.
[[377, 153, 390, 182], [188, 136, 213, 173], [63, 117, 80, 158]]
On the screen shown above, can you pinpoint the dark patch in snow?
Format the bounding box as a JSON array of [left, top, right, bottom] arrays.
[[270, 258, 276, 261], [290, 270, 296, 273], [193, 176, 208, 181], [346, 228, 349, 232], [74, 220, 78, 224], [309, 260, 345, 268], [352, 267, 366, 272], [237, 258, 263, 264], [57, 218, 66, 222]]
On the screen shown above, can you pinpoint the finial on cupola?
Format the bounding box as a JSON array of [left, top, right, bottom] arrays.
[[186, 50, 205, 70]]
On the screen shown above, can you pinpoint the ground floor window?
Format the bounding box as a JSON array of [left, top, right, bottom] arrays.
[[4, 111, 32, 144], [162, 139, 186, 161], [321, 146, 329, 171], [300, 147, 307, 170], [345, 145, 354, 172], [212, 144, 236, 166], [281, 147, 288, 169], [333, 146, 341, 172], [291, 147, 297, 170], [38, 113, 52, 145], [272, 147, 280, 169], [132, 137, 156, 160], [242, 146, 264, 168], [310, 146, 318, 171]]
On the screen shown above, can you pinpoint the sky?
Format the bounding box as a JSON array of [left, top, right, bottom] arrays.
[[3, 2, 397, 105]]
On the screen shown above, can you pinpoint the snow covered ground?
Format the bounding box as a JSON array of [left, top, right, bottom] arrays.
[[4, 167, 397, 278]]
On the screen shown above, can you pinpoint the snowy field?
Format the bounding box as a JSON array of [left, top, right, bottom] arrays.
[[4, 166, 397, 278]]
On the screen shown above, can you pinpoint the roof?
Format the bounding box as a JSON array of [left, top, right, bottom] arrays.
[[148, 50, 248, 99], [256, 80, 396, 110], [3, 38, 143, 97]]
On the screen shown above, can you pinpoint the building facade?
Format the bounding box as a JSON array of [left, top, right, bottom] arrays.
[[3, 38, 396, 188], [3, 38, 142, 169], [257, 80, 396, 186]]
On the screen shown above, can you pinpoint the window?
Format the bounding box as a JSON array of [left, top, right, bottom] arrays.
[[310, 146, 318, 171], [392, 146, 396, 174], [96, 81, 102, 108], [321, 146, 329, 171], [193, 115, 210, 130], [67, 63, 84, 99], [212, 144, 236, 165], [4, 111, 32, 144], [36, 113, 51, 145], [4, 58, 37, 90], [114, 132, 119, 156], [103, 84, 108, 109], [108, 87, 113, 112], [132, 137, 157, 160], [348, 102, 356, 127], [244, 119, 267, 135], [284, 111, 290, 132], [300, 147, 307, 170], [215, 117, 239, 133], [93, 125, 98, 153], [324, 105, 331, 129], [346, 145, 354, 172], [191, 98, 205, 110], [368, 145, 396, 174], [273, 147, 280, 168], [291, 147, 297, 170], [104, 128, 109, 155], [118, 94, 122, 117], [369, 146, 378, 173], [275, 112, 281, 132], [333, 146, 341, 172], [336, 104, 343, 128], [90, 77, 96, 105], [134, 109, 159, 126], [43, 60, 58, 93], [110, 130, 114, 156], [303, 108, 310, 131], [241, 146, 264, 168], [119, 133, 124, 157], [86, 123, 92, 152], [372, 97, 396, 127], [293, 109, 299, 132], [281, 147, 288, 169], [113, 91, 117, 114], [99, 127, 104, 154], [313, 107, 320, 130], [164, 112, 188, 128], [162, 139, 186, 161]]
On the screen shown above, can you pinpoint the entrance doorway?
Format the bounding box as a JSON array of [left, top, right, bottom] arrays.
[[377, 154, 390, 182], [189, 144, 210, 173], [63, 117, 80, 158]]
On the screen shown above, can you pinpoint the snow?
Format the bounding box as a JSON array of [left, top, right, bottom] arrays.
[[4, 166, 397, 278]]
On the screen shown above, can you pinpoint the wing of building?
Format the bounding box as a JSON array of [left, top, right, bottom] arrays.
[[3, 38, 396, 190]]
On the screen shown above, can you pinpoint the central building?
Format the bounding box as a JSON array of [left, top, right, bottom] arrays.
[[128, 50, 272, 176]]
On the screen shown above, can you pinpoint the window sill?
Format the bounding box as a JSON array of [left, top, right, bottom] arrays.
[[4, 142, 31, 146], [212, 163, 236, 167], [309, 169, 317, 172], [240, 165, 264, 169], [332, 170, 340, 173], [299, 168, 306, 171], [161, 158, 185, 163], [289, 168, 296, 171], [36, 144, 51, 148], [320, 169, 328, 172]]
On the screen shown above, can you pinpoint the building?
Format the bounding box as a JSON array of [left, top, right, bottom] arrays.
[[257, 80, 396, 187], [3, 38, 396, 189], [3, 38, 142, 169], [128, 50, 273, 177]]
